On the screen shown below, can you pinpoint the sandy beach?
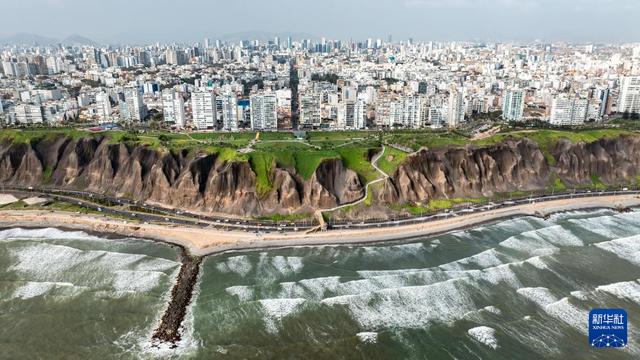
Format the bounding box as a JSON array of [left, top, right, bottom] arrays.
[[1, 194, 639, 256]]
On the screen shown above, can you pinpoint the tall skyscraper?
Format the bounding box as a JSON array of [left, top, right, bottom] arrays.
[[161, 89, 186, 128], [447, 89, 464, 128], [123, 87, 147, 122], [250, 93, 277, 131], [191, 90, 216, 130], [502, 89, 525, 121], [95, 92, 112, 123], [619, 76, 640, 115]]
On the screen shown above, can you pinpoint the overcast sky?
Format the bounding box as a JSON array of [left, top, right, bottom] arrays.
[[1, 0, 638, 44]]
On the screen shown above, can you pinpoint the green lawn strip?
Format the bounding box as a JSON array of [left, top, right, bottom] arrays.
[[590, 174, 607, 191], [392, 197, 484, 215]]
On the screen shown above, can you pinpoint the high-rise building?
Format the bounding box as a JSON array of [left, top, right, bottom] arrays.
[[299, 94, 321, 128], [595, 87, 611, 117], [337, 100, 356, 129], [123, 87, 147, 122], [191, 91, 216, 130], [14, 104, 43, 124], [166, 49, 186, 66], [502, 89, 525, 121], [95, 92, 112, 123], [619, 76, 640, 115], [161, 89, 186, 128], [354, 99, 366, 129], [220, 93, 238, 131], [549, 95, 588, 126], [447, 89, 464, 128], [250, 93, 277, 131]]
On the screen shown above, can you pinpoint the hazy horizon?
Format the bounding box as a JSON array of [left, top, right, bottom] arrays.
[[1, 0, 639, 44]]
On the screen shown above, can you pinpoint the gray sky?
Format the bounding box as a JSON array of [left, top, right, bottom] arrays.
[[1, 0, 638, 44]]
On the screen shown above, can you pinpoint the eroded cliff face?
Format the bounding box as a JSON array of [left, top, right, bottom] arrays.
[[2, 135, 640, 217], [0, 136, 363, 216], [380, 136, 640, 205]]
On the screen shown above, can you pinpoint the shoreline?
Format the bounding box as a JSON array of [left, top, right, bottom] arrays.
[[1, 194, 639, 257]]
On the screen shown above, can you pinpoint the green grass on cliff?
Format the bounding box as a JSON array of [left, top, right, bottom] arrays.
[[248, 152, 275, 196], [378, 147, 408, 175]]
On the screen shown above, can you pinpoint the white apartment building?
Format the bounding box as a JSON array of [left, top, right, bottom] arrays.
[[95, 92, 112, 123], [161, 89, 186, 128], [250, 93, 277, 131], [220, 93, 239, 131], [429, 106, 446, 129], [549, 95, 588, 126], [14, 104, 43, 124], [299, 94, 321, 128], [191, 91, 216, 130], [123, 87, 147, 122], [502, 89, 525, 121], [619, 76, 640, 114], [447, 89, 465, 128]]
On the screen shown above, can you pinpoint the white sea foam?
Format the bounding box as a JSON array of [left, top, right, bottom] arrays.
[[544, 298, 589, 334], [0, 227, 103, 242], [356, 332, 378, 344], [483, 306, 502, 315], [516, 287, 559, 307], [595, 235, 640, 266], [112, 270, 168, 293], [259, 298, 306, 333], [440, 248, 508, 271], [570, 291, 589, 301], [270, 256, 304, 276], [596, 280, 640, 304], [7, 242, 179, 297], [225, 286, 255, 302], [216, 255, 253, 277], [11, 281, 76, 300], [468, 326, 498, 349]]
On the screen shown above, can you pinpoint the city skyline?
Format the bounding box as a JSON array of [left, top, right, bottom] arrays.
[[1, 0, 639, 44]]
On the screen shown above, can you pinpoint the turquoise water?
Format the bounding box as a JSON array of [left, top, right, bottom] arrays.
[[2, 210, 640, 359]]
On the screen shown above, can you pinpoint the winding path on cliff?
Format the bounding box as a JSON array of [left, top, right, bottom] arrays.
[[321, 145, 390, 214]]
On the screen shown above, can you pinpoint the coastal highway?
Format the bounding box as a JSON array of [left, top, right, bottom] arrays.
[[3, 185, 640, 233]]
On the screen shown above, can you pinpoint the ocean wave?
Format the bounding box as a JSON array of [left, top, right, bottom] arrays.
[[0, 227, 104, 242], [259, 298, 306, 333], [468, 326, 499, 349], [596, 280, 640, 304], [10, 281, 80, 300], [594, 234, 640, 267]]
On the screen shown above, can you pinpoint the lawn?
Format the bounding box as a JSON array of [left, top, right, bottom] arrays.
[[377, 146, 408, 175]]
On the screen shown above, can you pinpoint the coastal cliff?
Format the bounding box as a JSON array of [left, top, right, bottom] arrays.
[[381, 136, 640, 205], [0, 135, 363, 217], [1, 134, 640, 218]]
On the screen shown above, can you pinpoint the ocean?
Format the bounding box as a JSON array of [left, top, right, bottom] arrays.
[[1, 209, 639, 359]]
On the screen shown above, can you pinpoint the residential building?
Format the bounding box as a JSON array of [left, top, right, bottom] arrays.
[[250, 93, 278, 131], [191, 90, 216, 130], [161, 89, 186, 128], [502, 89, 525, 121]]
